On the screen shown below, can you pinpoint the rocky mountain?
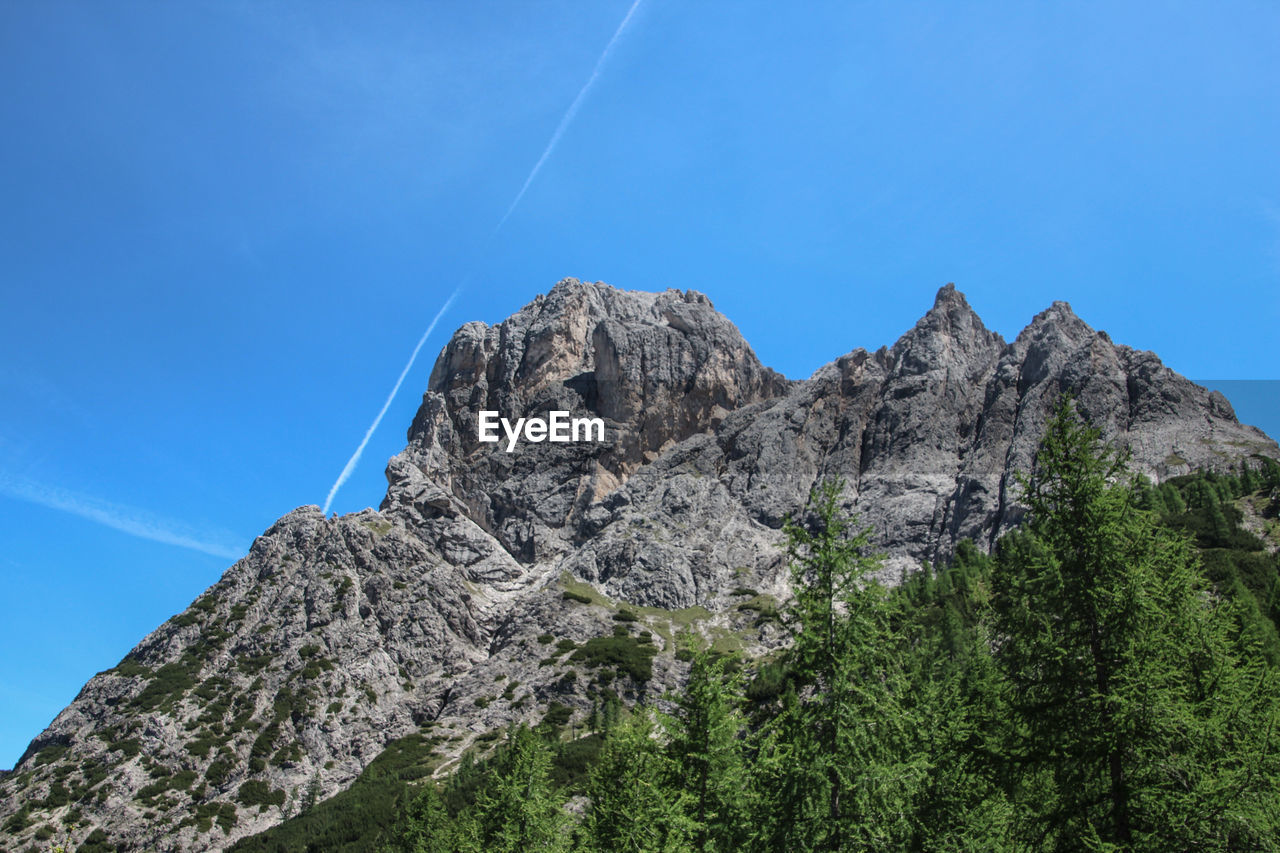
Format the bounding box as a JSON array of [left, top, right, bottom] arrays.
[[2, 279, 1275, 851]]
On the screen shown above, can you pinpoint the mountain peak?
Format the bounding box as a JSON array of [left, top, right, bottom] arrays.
[[1019, 298, 1092, 341], [887, 283, 1004, 377], [932, 281, 964, 307], [915, 283, 987, 335], [399, 280, 789, 560]]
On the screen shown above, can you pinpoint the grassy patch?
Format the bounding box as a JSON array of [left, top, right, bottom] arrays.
[[559, 573, 608, 606], [359, 518, 393, 536], [557, 571, 714, 644], [736, 593, 781, 623]]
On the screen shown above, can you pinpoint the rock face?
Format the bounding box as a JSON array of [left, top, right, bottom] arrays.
[[2, 278, 1275, 851]]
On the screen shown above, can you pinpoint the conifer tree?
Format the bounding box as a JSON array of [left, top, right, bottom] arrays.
[[582, 712, 693, 852], [1240, 459, 1259, 494], [663, 646, 749, 851], [899, 542, 1015, 851], [466, 725, 569, 853], [384, 784, 464, 853], [992, 397, 1280, 851], [751, 480, 925, 851]]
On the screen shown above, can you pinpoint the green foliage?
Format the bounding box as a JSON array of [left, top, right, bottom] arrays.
[[383, 784, 461, 853], [132, 661, 198, 711], [750, 480, 928, 851], [465, 726, 570, 852], [106, 737, 140, 758], [33, 743, 69, 766], [735, 594, 780, 623], [235, 653, 273, 675], [2, 804, 31, 833], [228, 732, 442, 852], [204, 756, 233, 787], [582, 714, 692, 852], [992, 397, 1280, 850], [75, 827, 114, 852], [538, 702, 573, 738], [549, 734, 603, 792], [663, 647, 749, 852], [136, 768, 198, 806], [271, 742, 304, 767], [569, 633, 657, 683], [186, 732, 220, 758], [1146, 467, 1280, 663], [110, 659, 152, 679], [236, 779, 286, 811], [186, 800, 237, 834]]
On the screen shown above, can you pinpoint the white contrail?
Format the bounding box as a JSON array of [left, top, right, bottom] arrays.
[[322, 290, 458, 514], [321, 2, 643, 513], [493, 0, 645, 234], [0, 474, 244, 559]]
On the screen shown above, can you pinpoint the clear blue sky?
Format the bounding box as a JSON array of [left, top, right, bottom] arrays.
[[1, 1, 1278, 768]]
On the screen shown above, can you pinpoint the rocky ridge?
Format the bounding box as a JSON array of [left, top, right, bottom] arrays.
[[1, 279, 1275, 851]]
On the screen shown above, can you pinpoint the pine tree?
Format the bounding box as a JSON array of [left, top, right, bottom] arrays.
[[992, 397, 1280, 851], [582, 712, 693, 852], [751, 480, 925, 851], [384, 784, 464, 853], [749, 683, 832, 852], [899, 542, 1016, 851], [466, 725, 569, 853], [1160, 481, 1187, 515], [663, 646, 749, 851], [1240, 459, 1259, 494]]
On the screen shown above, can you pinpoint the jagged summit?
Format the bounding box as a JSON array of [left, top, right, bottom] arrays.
[[928, 281, 977, 316], [1015, 297, 1095, 353], [395, 279, 790, 564], [885, 283, 1004, 379], [2, 279, 1276, 852]]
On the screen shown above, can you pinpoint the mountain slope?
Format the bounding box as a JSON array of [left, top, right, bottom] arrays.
[[2, 279, 1274, 851]]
